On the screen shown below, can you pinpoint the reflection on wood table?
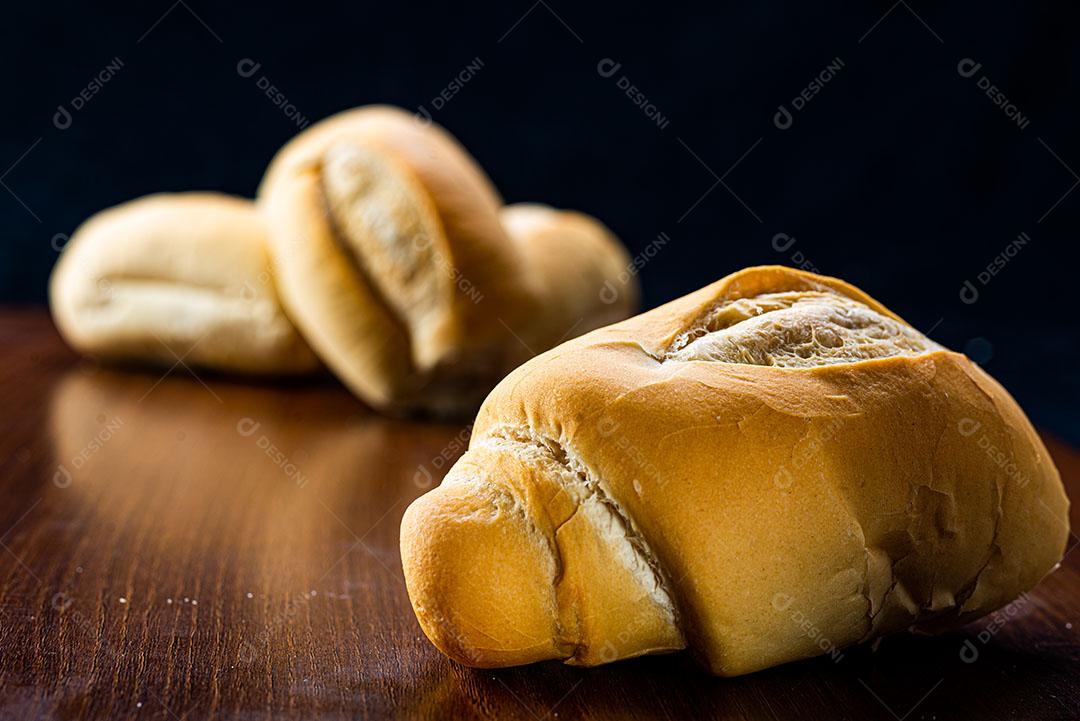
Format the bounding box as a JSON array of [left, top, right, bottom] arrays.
[[0, 310, 1077, 720]]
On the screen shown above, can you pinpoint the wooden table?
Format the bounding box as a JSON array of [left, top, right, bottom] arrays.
[[1, 310, 1076, 720]]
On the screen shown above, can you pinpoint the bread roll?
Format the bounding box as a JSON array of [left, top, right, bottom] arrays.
[[257, 105, 637, 416], [499, 203, 638, 346], [400, 265, 1069, 675], [49, 193, 319, 375]]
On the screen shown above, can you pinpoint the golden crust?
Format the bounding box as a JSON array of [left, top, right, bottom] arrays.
[[401, 265, 1069, 675], [499, 203, 638, 350], [258, 106, 638, 416], [48, 192, 319, 375]]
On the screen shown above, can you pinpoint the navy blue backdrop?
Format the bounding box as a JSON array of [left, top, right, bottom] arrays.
[[1, 2, 1075, 440]]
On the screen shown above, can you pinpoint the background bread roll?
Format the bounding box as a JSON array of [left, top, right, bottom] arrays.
[[49, 193, 319, 375], [400, 265, 1069, 676], [499, 203, 637, 347], [258, 105, 637, 417]]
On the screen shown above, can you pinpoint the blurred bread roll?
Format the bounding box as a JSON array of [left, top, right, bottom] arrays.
[[499, 203, 638, 346], [258, 105, 637, 417], [49, 193, 319, 375]]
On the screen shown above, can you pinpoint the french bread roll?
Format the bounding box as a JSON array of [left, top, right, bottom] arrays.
[[499, 203, 638, 347], [49, 193, 319, 375], [257, 105, 637, 416], [400, 265, 1069, 676]]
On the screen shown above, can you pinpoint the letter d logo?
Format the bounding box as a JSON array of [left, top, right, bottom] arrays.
[[53, 105, 72, 130], [597, 416, 619, 437], [414, 465, 433, 488], [236, 58, 261, 78], [959, 280, 979, 304], [236, 417, 261, 437], [51, 592, 74, 611], [771, 232, 796, 252], [53, 465, 73, 488], [597, 58, 621, 78], [957, 58, 982, 79], [238, 640, 257, 664], [599, 280, 619, 305], [773, 104, 793, 130], [957, 417, 981, 438], [771, 592, 794, 611]]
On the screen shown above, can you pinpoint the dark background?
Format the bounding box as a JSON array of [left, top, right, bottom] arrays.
[[1, 2, 1075, 441]]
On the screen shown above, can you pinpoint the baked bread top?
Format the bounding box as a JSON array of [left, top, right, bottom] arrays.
[[49, 192, 319, 375], [259, 106, 637, 416], [401, 265, 1068, 675]]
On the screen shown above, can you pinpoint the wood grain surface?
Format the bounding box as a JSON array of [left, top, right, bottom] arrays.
[[0, 309, 1077, 720]]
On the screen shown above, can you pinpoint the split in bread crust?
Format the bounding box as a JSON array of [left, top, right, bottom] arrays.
[[320, 142, 456, 371], [401, 265, 1069, 675], [258, 105, 638, 416], [666, 289, 941, 366]]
